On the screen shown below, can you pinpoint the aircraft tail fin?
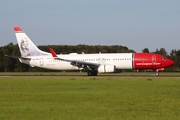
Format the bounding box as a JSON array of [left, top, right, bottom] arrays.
[[14, 27, 50, 57]]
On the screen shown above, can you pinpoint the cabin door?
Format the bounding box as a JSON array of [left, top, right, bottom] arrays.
[[152, 55, 156, 68], [40, 58, 44, 66]]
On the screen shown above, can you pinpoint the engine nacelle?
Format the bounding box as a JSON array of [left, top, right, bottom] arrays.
[[98, 64, 116, 73]]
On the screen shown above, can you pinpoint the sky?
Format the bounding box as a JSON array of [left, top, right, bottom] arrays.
[[0, 0, 180, 53]]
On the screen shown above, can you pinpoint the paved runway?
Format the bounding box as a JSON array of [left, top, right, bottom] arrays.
[[1, 75, 180, 79]]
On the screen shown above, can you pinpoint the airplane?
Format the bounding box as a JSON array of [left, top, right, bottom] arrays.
[[8, 27, 174, 76]]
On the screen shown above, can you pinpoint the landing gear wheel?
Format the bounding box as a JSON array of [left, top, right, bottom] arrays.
[[87, 71, 98, 76], [155, 72, 159, 76], [87, 71, 92, 76], [92, 71, 98, 76]]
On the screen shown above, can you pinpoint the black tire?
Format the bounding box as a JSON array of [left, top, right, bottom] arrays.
[[87, 71, 98, 76], [92, 71, 98, 76], [87, 71, 92, 76]]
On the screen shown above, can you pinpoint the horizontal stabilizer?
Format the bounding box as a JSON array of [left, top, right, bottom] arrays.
[[5, 55, 31, 60]]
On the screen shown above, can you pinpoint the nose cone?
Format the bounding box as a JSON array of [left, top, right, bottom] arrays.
[[168, 59, 174, 67], [170, 60, 175, 65]]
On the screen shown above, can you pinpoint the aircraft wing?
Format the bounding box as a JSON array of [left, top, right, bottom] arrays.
[[49, 48, 100, 70]]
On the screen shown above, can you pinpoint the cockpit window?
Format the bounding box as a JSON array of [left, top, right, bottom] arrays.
[[161, 57, 166, 60]]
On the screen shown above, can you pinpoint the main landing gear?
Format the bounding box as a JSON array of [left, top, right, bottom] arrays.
[[87, 70, 98, 76]]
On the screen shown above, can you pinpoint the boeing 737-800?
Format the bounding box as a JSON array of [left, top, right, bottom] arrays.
[[8, 27, 174, 76]]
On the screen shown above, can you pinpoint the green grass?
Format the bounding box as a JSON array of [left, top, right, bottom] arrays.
[[0, 75, 180, 120]]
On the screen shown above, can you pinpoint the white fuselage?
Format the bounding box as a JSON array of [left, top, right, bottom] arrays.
[[19, 53, 133, 70]]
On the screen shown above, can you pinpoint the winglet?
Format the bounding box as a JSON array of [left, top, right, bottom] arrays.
[[49, 48, 58, 57], [14, 27, 23, 32]]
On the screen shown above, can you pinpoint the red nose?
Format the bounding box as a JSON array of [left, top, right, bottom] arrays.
[[168, 59, 174, 66]]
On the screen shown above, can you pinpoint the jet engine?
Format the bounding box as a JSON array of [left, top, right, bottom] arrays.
[[98, 64, 116, 73]]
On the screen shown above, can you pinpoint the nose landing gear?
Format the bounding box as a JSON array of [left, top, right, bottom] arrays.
[[155, 72, 159, 76]]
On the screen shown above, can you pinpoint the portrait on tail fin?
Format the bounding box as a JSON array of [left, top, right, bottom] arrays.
[[20, 38, 30, 57]]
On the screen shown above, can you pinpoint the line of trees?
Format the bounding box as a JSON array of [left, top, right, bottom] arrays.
[[0, 43, 179, 72]]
